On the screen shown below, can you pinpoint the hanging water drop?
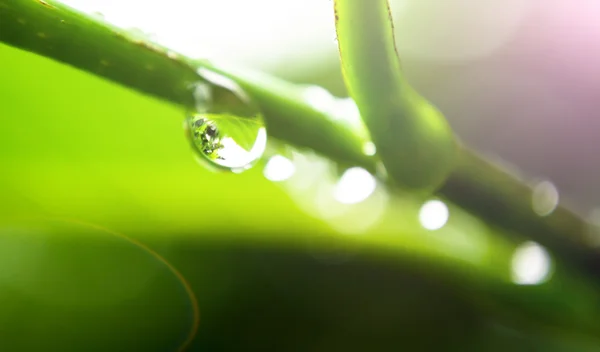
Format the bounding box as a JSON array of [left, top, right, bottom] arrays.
[[185, 68, 267, 172]]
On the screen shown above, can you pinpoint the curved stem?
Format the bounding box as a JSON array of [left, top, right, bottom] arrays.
[[1, 0, 599, 281], [334, 0, 456, 192], [333, 0, 600, 280]]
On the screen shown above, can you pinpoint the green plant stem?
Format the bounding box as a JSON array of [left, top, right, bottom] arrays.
[[334, 0, 457, 192], [1, 0, 599, 279], [332, 0, 600, 275]]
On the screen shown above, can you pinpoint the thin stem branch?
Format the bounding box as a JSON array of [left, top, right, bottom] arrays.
[[1, 0, 599, 280]]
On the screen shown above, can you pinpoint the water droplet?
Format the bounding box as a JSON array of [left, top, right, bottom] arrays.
[[167, 51, 179, 60], [419, 200, 449, 231], [531, 180, 559, 216], [91, 11, 105, 20], [333, 167, 376, 205], [511, 241, 552, 285], [278, 152, 387, 235], [362, 141, 377, 156], [263, 155, 295, 182], [185, 68, 267, 171], [127, 27, 157, 42]]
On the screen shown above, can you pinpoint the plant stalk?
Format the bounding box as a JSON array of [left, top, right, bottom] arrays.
[[1, 0, 599, 280]]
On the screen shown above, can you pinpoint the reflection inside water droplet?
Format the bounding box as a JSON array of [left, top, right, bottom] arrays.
[[185, 68, 267, 171]]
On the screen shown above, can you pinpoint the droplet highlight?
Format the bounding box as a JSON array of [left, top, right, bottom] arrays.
[[531, 180, 559, 216], [362, 141, 377, 156], [333, 167, 377, 205], [511, 241, 552, 285], [419, 200, 449, 231], [263, 155, 295, 182], [186, 68, 267, 171]]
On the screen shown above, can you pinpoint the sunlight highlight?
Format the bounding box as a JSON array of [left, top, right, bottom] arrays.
[[302, 85, 336, 115], [362, 141, 377, 156], [511, 241, 552, 285], [419, 200, 449, 230], [394, 0, 536, 62], [263, 155, 296, 182], [333, 167, 376, 205], [59, 0, 341, 68], [332, 97, 364, 129]]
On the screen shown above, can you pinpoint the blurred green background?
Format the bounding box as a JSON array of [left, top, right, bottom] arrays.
[[1, 0, 600, 350]]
